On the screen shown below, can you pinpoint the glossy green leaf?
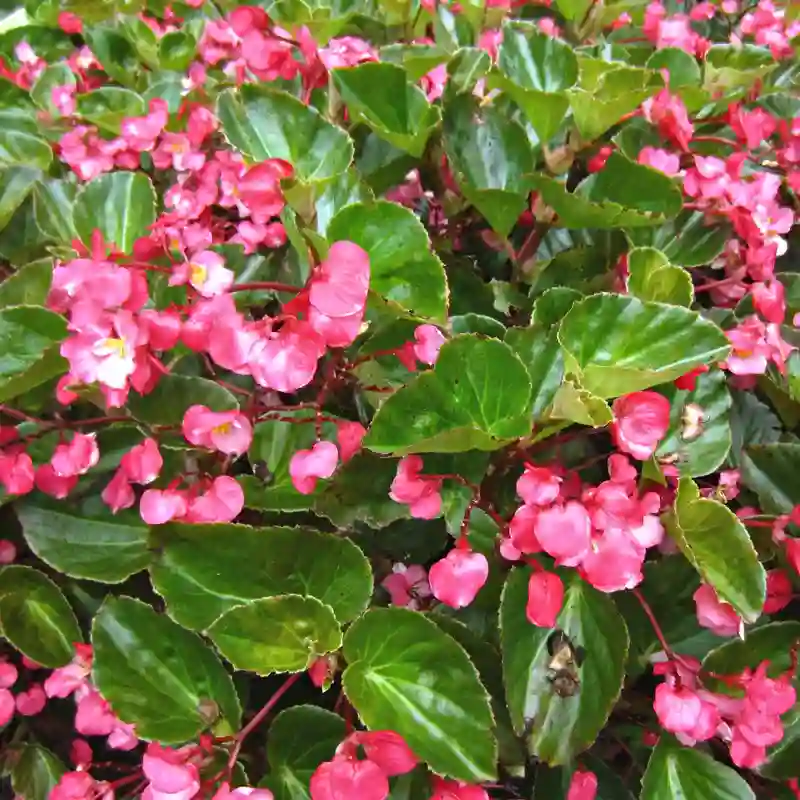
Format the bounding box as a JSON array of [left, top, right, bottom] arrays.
[[702, 621, 800, 679], [627, 210, 730, 267], [150, 523, 372, 630], [83, 27, 141, 87], [9, 745, 66, 800], [73, 172, 156, 254], [0, 165, 38, 232], [647, 47, 702, 88], [641, 737, 755, 800], [260, 706, 347, 800], [446, 47, 491, 95], [0, 258, 51, 308], [500, 568, 628, 764], [30, 63, 76, 115], [549, 380, 613, 427], [740, 443, 800, 514], [208, 595, 342, 675], [0, 565, 81, 667], [494, 21, 577, 141], [0, 126, 51, 171], [32, 179, 78, 243], [343, 607, 497, 782], [665, 478, 765, 623], [380, 44, 450, 81], [217, 86, 353, 181], [558, 293, 730, 397], [365, 334, 533, 454], [327, 201, 448, 322], [76, 87, 146, 134], [504, 325, 564, 418], [333, 63, 440, 157], [627, 247, 693, 307], [555, 0, 592, 21], [17, 498, 151, 583], [443, 95, 534, 237], [159, 31, 197, 71], [655, 368, 732, 477], [0, 305, 67, 403], [92, 596, 241, 743], [126, 374, 238, 425], [763, 707, 800, 781]]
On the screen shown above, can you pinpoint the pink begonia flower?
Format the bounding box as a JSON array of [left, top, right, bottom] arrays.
[[694, 583, 743, 637], [15, 684, 46, 716], [429, 549, 489, 609], [35, 463, 78, 499], [310, 757, 389, 800], [75, 687, 116, 736], [121, 438, 163, 484], [508, 504, 542, 555], [526, 571, 564, 628], [318, 36, 377, 70], [51, 433, 100, 477], [213, 782, 275, 800], [51, 772, 114, 800], [51, 83, 76, 116], [611, 391, 671, 461], [0, 661, 17, 688], [674, 364, 709, 391], [381, 564, 432, 610], [308, 654, 336, 688], [142, 743, 201, 800], [58, 12, 83, 33], [140, 488, 189, 525], [389, 455, 442, 519], [139, 309, 182, 352], [729, 105, 776, 149], [45, 645, 92, 699], [654, 683, 714, 737], [182, 405, 253, 456], [187, 476, 245, 523], [642, 90, 695, 150], [0, 450, 34, 495], [581, 527, 647, 593], [172, 250, 235, 298], [357, 731, 418, 776], [289, 441, 339, 495], [723, 316, 772, 375], [567, 769, 598, 800], [535, 501, 592, 567], [70, 738, 92, 768], [336, 420, 366, 462], [412, 325, 446, 365], [249, 319, 326, 393], [430, 778, 489, 800], [752, 279, 786, 324], [0, 688, 13, 726], [120, 99, 169, 152], [102, 469, 136, 513], [764, 569, 793, 613], [638, 146, 681, 176], [517, 465, 562, 506], [237, 159, 292, 222], [108, 719, 138, 751], [0, 539, 16, 564]]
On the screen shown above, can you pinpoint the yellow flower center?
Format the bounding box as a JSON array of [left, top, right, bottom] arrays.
[[102, 338, 127, 357], [213, 422, 232, 436], [190, 262, 207, 286]]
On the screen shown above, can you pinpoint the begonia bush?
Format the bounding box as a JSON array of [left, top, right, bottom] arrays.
[[0, 0, 797, 797]]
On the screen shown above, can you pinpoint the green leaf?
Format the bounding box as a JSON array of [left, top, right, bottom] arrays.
[[665, 478, 765, 623], [327, 201, 448, 322], [494, 21, 577, 141], [72, 172, 156, 254], [379, 44, 449, 81], [83, 27, 141, 87], [0, 258, 51, 308], [763, 707, 800, 781], [217, 86, 353, 182], [92, 596, 241, 743], [0, 305, 67, 403], [555, 0, 592, 21], [641, 737, 755, 800], [549, 380, 613, 427], [260, 706, 347, 800], [343, 607, 497, 782], [500, 568, 628, 764], [627, 247, 693, 307], [740, 443, 800, 514], [442, 94, 534, 238], [77, 87, 146, 134], [446, 47, 491, 95], [364, 334, 532, 454], [647, 47, 702, 89], [208, 595, 342, 675], [17, 498, 151, 583], [150, 523, 372, 630], [32, 179, 78, 243], [9, 744, 66, 800], [30, 63, 76, 115], [504, 325, 564, 418], [0, 128, 51, 170], [702, 621, 800, 679], [557, 293, 730, 397], [654, 368, 732, 477], [627, 210, 730, 267], [0, 165, 38, 232], [159, 30, 197, 71], [0, 565, 81, 667], [126, 374, 238, 425], [333, 63, 440, 157]]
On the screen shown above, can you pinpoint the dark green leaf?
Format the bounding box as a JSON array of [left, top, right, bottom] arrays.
[[83, 27, 141, 87], [9, 744, 66, 800], [343, 607, 497, 782], [208, 595, 342, 675], [0, 258, 51, 308], [504, 325, 564, 418], [627, 247, 693, 307], [77, 87, 146, 134], [32, 179, 78, 243], [0, 166, 38, 232], [30, 63, 76, 115], [741, 443, 800, 514], [92, 596, 241, 742], [627, 210, 730, 267], [126, 374, 238, 425], [159, 31, 197, 71], [500, 568, 628, 764], [647, 47, 702, 88], [0, 565, 81, 667], [703, 621, 800, 679]]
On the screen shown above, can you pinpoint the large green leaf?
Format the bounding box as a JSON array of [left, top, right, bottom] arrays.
[[92, 596, 241, 742], [126, 374, 238, 425], [32, 179, 78, 243], [740, 443, 800, 514], [343, 607, 496, 782], [0, 129, 51, 170], [494, 21, 577, 141], [217, 86, 353, 181], [504, 324, 564, 418], [0, 258, 51, 308], [9, 744, 66, 800], [665, 478, 765, 623], [327, 201, 448, 322], [703, 621, 800, 678], [627, 247, 693, 307], [364, 334, 533, 454], [72, 172, 156, 254], [0, 165, 38, 232], [333, 63, 440, 157], [150, 523, 372, 630], [500, 568, 628, 764], [76, 87, 146, 134], [0, 565, 81, 667], [17, 498, 151, 583], [557, 293, 730, 397], [207, 595, 342, 675], [627, 210, 730, 267], [655, 368, 732, 477], [442, 94, 534, 238], [260, 706, 347, 800], [641, 737, 755, 800]]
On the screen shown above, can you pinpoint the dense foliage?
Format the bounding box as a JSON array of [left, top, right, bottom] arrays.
[[0, 0, 798, 798]]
